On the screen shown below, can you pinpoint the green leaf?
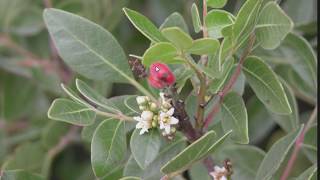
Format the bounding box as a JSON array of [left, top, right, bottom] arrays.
[[123, 8, 167, 42], [281, 33, 317, 88], [233, 0, 263, 50], [269, 80, 299, 133], [187, 38, 219, 55], [294, 164, 317, 180], [159, 12, 189, 33], [119, 177, 141, 180], [161, 27, 193, 50], [60, 84, 90, 106], [0, 0, 44, 36], [161, 131, 232, 175], [256, 2, 294, 49], [1, 73, 38, 121], [242, 56, 291, 114], [255, 126, 304, 180], [189, 162, 211, 180], [221, 92, 249, 144], [274, 65, 316, 105], [205, 56, 233, 82], [207, 0, 228, 8], [247, 96, 276, 144], [130, 129, 161, 169], [218, 36, 233, 70], [75, 79, 118, 113], [1, 170, 44, 180], [47, 98, 96, 126], [91, 119, 126, 178], [191, 3, 202, 33], [161, 131, 215, 174], [41, 121, 69, 149], [142, 42, 180, 66], [43, 8, 133, 83], [205, 10, 234, 39], [124, 135, 187, 179], [81, 117, 107, 143], [2, 142, 46, 174], [302, 124, 317, 163], [215, 145, 266, 180], [282, 0, 317, 27], [253, 33, 317, 89]]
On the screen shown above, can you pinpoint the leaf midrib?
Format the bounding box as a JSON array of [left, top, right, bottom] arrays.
[[242, 65, 288, 111]]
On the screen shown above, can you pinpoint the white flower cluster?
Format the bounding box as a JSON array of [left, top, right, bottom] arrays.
[[210, 166, 228, 180], [133, 93, 179, 137]]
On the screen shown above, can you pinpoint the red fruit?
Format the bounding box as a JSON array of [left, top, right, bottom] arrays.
[[148, 62, 175, 89]]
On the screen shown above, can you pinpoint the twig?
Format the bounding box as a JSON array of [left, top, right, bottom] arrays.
[[43, 0, 52, 8], [42, 126, 79, 177], [203, 34, 256, 130], [280, 106, 317, 180], [168, 85, 200, 142], [0, 34, 38, 59], [203, 156, 215, 172]]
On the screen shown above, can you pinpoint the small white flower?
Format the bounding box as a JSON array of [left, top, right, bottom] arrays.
[[159, 108, 179, 134], [136, 96, 147, 105], [134, 110, 153, 135], [210, 166, 227, 180]]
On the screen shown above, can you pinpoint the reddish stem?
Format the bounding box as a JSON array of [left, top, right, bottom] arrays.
[[280, 106, 317, 180], [203, 34, 256, 130]]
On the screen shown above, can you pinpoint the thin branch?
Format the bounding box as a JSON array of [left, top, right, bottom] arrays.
[[43, 0, 52, 8], [202, 0, 208, 38], [280, 106, 317, 180], [0, 33, 39, 59], [203, 34, 256, 130], [42, 126, 79, 177], [168, 85, 200, 142]]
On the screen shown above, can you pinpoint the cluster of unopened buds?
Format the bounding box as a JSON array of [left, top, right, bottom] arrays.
[[132, 62, 179, 139], [133, 93, 179, 139]]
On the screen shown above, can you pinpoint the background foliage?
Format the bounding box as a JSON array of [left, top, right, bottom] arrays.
[[0, 0, 317, 179]]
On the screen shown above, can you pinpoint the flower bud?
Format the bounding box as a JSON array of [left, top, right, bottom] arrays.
[[152, 121, 157, 128], [136, 96, 147, 105], [162, 102, 172, 110], [170, 127, 176, 133], [141, 111, 154, 121], [139, 105, 147, 111], [148, 62, 175, 89], [149, 102, 158, 112]]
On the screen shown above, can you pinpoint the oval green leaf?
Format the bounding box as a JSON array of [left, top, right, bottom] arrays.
[[205, 9, 234, 39], [130, 129, 161, 169], [161, 130, 232, 175], [255, 126, 303, 180], [1, 170, 44, 180], [161, 27, 193, 50], [91, 119, 127, 177], [207, 0, 228, 8], [43, 8, 133, 83], [256, 2, 294, 49], [142, 42, 180, 66], [123, 8, 167, 42], [187, 38, 219, 55], [47, 98, 96, 126], [75, 79, 118, 113], [191, 3, 202, 33], [221, 92, 249, 144], [242, 56, 291, 114], [159, 12, 189, 33]]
